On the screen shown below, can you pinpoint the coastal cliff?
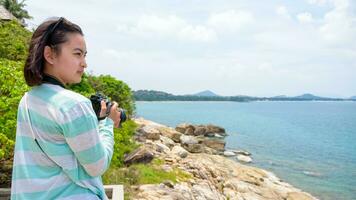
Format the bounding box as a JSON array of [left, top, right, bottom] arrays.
[[126, 118, 317, 200]]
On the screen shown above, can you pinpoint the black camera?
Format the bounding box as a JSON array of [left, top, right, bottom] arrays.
[[90, 93, 127, 125]]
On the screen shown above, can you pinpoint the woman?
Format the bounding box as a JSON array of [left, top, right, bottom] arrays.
[[11, 17, 121, 199]]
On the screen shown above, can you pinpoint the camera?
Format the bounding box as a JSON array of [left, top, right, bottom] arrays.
[[90, 93, 127, 125]]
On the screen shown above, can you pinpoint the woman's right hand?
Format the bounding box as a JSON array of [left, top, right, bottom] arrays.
[[100, 100, 121, 128]]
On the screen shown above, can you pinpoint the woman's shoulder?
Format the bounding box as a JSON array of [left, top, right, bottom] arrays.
[[32, 84, 91, 108]]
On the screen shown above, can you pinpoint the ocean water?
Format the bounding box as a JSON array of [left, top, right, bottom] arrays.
[[135, 101, 356, 200]]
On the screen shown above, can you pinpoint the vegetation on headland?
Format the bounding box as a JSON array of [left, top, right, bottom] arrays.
[[134, 90, 355, 102]]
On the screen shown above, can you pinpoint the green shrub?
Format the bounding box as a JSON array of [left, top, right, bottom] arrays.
[[110, 120, 139, 168], [0, 59, 29, 140], [0, 20, 31, 61]]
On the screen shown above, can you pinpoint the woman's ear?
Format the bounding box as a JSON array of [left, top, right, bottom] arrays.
[[43, 46, 54, 65]]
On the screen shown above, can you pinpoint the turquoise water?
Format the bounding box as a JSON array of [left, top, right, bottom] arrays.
[[135, 101, 356, 200]]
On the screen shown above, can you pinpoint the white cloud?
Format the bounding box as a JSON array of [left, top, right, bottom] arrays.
[[276, 6, 291, 19], [116, 15, 216, 42], [207, 10, 254, 33], [319, 0, 356, 45], [297, 12, 313, 23], [307, 0, 327, 6]]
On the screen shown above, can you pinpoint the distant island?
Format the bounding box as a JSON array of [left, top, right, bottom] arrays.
[[133, 90, 356, 102]]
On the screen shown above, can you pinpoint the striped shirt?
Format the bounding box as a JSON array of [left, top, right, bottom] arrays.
[[11, 83, 114, 200]]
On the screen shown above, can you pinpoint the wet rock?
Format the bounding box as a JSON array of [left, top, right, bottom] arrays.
[[237, 155, 252, 163], [223, 151, 236, 157]]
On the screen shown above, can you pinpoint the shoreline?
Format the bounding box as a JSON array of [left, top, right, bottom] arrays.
[[129, 117, 318, 200]]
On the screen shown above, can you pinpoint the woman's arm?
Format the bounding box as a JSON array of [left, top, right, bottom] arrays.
[[60, 100, 114, 177]]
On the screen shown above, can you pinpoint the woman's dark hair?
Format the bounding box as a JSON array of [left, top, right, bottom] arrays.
[[24, 17, 84, 86]]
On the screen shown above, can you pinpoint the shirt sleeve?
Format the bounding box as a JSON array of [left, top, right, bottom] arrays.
[[59, 99, 114, 177]]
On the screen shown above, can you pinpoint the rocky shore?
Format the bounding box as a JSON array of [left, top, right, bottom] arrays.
[[125, 118, 318, 200]]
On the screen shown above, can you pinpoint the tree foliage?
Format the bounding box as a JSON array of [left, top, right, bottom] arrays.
[[0, 20, 31, 61], [0, 0, 32, 21]]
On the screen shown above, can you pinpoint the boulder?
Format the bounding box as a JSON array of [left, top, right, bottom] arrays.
[[137, 126, 160, 140], [175, 123, 195, 134], [193, 126, 207, 136], [180, 135, 199, 145], [124, 146, 154, 165], [206, 124, 226, 135], [154, 142, 170, 154], [202, 139, 226, 151], [160, 135, 175, 149], [234, 150, 251, 156], [157, 127, 182, 143], [171, 145, 189, 158], [183, 144, 204, 153], [236, 155, 252, 163], [223, 151, 236, 157]]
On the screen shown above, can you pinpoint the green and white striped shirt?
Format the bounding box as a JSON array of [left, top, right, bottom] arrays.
[[11, 83, 114, 200]]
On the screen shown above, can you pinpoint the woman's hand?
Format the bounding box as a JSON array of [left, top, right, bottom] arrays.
[[100, 100, 121, 128]]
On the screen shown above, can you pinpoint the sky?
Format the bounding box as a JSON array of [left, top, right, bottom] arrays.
[[24, 0, 356, 98]]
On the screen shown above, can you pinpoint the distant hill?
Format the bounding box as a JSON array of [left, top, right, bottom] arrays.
[[350, 96, 356, 100], [133, 90, 348, 102], [133, 90, 250, 102], [193, 90, 219, 97], [293, 93, 324, 100], [271, 95, 288, 98]]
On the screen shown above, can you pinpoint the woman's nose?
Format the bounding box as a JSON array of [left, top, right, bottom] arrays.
[[82, 58, 87, 68]]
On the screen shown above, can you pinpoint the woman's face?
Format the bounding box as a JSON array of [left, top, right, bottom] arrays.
[[51, 33, 87, 85]]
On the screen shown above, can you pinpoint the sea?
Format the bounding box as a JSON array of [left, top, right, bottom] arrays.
[[135, 101, 356, 200]]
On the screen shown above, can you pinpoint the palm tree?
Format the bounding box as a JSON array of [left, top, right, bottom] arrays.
[[0, 0, 31, 21]]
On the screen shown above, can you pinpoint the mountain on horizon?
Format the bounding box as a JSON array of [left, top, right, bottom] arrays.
[[193, 90, 219, 97], [293, 93, 324, 100], [350, 96, 356, 100]]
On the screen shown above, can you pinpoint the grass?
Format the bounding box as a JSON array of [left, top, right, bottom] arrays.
[[103, 158, 192, 199]]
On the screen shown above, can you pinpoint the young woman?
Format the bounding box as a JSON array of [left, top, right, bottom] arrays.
[[11, 17, 121, 199]]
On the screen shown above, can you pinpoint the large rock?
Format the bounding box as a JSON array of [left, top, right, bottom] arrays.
[[154, 142, 170, 154], [237, 155, 252, 163], [180, 135, 199, 145], [193, 126, 207, 136], [137, 125, 160, 140], [175, 123, 195, 135], [124, 146, 154, 165], [202, 139, 226, 151], [171, 145, 189, 158], [160, 135, 175, 149], [157, 127, 182, 143], [183, 144, 204, 153], [206, 124, 226, 135], [223, 151, 236, 157]]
